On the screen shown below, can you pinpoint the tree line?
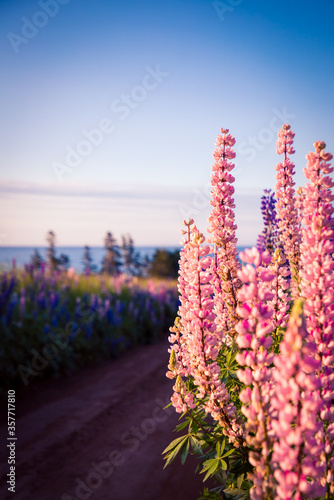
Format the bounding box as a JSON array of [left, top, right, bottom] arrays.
[[29, 231, 180, 278]]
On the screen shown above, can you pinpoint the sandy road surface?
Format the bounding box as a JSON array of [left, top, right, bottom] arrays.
[[0, 341, 205, 500]]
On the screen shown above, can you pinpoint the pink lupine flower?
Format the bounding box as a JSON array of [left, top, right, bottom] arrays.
[[275, 124, 300, 293], [235, 247, 276, 499], [267, 248, 291, 328], [67, 267, 75, 279], [208, 128, 241, 339], [295, 186, 305, 235], [271, 301, 326, 499], [165, 124, 334, 497], [299, 140, 334, 492], [168, 220, 244, 445], [170, 375, 196, 413]]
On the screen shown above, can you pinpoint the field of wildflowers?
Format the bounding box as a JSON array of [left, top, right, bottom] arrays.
[[0, 266, 178, 393], [164, 126, 334, 499]]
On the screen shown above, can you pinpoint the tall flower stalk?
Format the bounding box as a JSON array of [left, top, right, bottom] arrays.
[[299, 141, 334, 493], [207, 128, 241, 338], [165, 125, 334, 500], [271, 301, 325, 499], [275, 124, 300, 292], [257, 189, 279, 254], [295, 186, 305, 234], [268, 248, 291, 329], [235, 247, 276, 500], [167, 220, 244, 444]]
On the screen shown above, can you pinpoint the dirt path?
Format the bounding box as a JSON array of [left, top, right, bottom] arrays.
[[0, 341, 206, 500]]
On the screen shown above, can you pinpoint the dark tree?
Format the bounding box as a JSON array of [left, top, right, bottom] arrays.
[[121, 234, 143, 276], [83, 245, 96, 274], [102, 232, 121, 275], [148, 249, 180, 279], [30, 249, 44, 270], [58, 253, 70, 271], [45, 231, 69, 272], [46, 231, 58, 271]]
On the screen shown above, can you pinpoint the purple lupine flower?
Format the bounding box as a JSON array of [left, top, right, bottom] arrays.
[[257, 189, 279, 254], [50, 292, 59, 310], [19, 288, 26, 320]]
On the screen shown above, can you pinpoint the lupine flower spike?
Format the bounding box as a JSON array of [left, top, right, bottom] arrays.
[[168, 219, 244, 444], [257, 189, 279, 254], [165, 125, 334, 499], [235, 247, 276, 500], [275, 124, 300, 295], [299, 141, 334, 492], [271, 300, 325, 499], [208, 128, 241, 340]]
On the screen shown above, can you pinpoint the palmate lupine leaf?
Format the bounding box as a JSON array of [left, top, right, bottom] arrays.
[[162, 435, 189, 468]]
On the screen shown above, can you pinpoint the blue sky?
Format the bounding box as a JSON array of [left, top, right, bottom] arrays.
[[0, 0, 333, 246]]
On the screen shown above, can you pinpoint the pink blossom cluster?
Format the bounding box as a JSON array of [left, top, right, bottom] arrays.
[[271, 301, 325, 499], [300, 141, 334, 489], [235, 247, 276, 499], [295, 186, 305, 235], [167, 220, 244, 444], [208, 128, 241, 337], [275, 124, 300, 290], [166, 126, 334, 497], [268, 248, 291, 329]]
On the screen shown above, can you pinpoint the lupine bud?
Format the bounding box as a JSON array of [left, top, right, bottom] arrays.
[[168, 349, 176, 371]]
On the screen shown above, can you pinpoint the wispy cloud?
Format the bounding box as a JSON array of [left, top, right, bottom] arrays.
[[0, 180, 263, 246], [0, 179, 263, 200], [0, 179, 185, 202]]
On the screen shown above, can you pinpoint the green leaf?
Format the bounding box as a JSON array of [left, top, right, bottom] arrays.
[[175, 420, 189, 432], [216, 440, 225, 457], [237, 474, 244, 489], [200, 459, 218, 473], [180, 437, 190, 464], [202, 469, 214, 483], [230, 352, 237, 363], [190, 419, 198, 434], [220, 459, 227, 470], [163, 401, 173, 410], [224, 487, 250, 500], [162, 435, 188, 455], [201, 459, 220, 482], [221, 448, 234, 459], [163, 439, 187, 468], [190, 436, 203, 455]]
